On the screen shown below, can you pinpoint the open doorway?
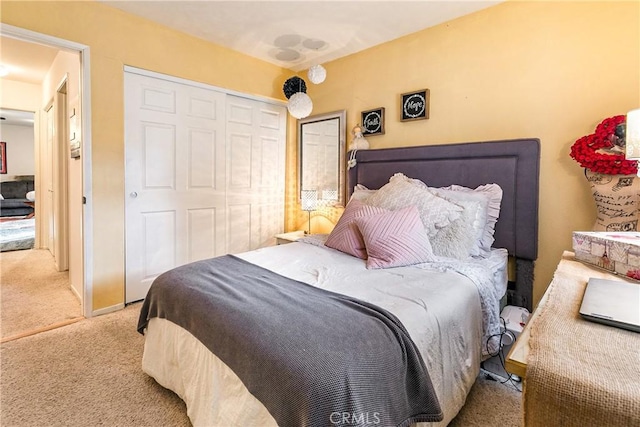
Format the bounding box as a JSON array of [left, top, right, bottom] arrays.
[[0, 28, 90, 340], [0, 108, 36, 239], [0, 105, 81, 342]]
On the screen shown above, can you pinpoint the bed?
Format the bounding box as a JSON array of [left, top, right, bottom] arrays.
[[137, 138, 540, 427]]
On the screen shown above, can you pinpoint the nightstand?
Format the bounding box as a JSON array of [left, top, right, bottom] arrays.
[[275, 231, 305, 245], [506, 251, 640, 426]]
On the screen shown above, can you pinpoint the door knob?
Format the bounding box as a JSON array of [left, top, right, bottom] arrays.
[[130, 192, 138, 198]]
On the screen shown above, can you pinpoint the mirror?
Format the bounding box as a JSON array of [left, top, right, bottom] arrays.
[[298, 110, 347, 207]]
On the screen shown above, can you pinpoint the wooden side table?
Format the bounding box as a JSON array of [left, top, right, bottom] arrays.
[[505, 284, 550, 378], [505, 251, 635, 378], [506, 251, 640, 426], [275, 231, 305, 245]]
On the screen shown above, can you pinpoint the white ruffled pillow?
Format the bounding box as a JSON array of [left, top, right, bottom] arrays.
[[429, 198, 483, 260], [430, 188, 488, 258], [349, 184, 377, 203], [365, 173, 463, 238], [438, 184, 503, 254]]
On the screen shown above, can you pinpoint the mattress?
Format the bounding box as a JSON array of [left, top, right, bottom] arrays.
[[141, 239, 507, 426]]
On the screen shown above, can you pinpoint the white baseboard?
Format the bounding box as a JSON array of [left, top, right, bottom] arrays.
[[92, 303, 125, 317]]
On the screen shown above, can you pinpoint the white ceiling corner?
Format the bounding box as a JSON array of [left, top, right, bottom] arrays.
[[97, 1, 503, 72], [0, 1, 504, 98]]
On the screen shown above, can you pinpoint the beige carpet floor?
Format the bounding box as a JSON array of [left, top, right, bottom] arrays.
[[1, 249, 82, 341], [1, 302, 523, 427], [1, 304, 189, 427]]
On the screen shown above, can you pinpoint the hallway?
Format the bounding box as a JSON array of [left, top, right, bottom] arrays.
[[0, 248, 82, 342]]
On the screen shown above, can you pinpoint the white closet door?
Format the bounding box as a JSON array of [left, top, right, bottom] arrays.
[[124, 72, 227, 303], [225, 95, 286, 253]]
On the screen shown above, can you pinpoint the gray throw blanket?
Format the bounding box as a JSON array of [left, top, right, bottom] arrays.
[[138, 255, 442, 427]]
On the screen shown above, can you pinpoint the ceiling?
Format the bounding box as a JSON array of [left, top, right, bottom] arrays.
[[97, 0, 502, 71], [0, 37, 59, 126], [0, 108, 35, 127], [0, 1, 503, 124], [0, 36, 60, 85]]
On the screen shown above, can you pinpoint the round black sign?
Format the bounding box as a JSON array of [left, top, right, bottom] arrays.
[[362, 110, 382, 134], [403, 93, 426, 119]]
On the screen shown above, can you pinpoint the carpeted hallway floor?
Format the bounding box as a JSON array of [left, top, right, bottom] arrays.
[[1, 248, 82, 341]]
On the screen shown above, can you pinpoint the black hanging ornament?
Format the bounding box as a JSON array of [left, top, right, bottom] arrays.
[[283, 76, 307, 99]]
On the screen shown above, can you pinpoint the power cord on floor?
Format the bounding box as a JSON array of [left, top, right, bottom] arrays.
[[483, 317, 522, 392]]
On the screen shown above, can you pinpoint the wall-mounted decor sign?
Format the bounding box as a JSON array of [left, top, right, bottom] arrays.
[[0, 142, 6, 174], [361, 108, 385, 136], [400, 89, 430, 122]]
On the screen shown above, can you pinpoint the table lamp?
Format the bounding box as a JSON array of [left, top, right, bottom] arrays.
[[626, 108, 640, 177], [321, 189, 338, 206], [300, 190, 318, 234]]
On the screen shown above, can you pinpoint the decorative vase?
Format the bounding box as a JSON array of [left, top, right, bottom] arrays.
[[585, 169, 640, 231]]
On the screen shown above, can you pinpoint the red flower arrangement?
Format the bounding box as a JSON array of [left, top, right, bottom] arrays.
[[570, 115, 638, 175]]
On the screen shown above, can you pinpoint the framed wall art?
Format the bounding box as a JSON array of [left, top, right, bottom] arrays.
[[400, 89, 430, 122], [0, 142, 6, 174], [360, 107, 385, 136]]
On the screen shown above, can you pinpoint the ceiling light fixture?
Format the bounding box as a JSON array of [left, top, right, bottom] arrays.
[[283, 76, 307, 99], [283, 76, 313, 119], [287, 92, 313, 119], [307, 64, 326, 84]]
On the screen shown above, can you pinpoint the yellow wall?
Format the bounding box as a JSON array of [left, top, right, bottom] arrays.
[[306, 1, 639, 306], [2, 1, 638, 311], [1, 0, 292, 311]]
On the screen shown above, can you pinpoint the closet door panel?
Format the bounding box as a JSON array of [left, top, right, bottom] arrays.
[[125, 70, 286, 304], [125, 72, 226, 303], [226, 95, 286, 249]]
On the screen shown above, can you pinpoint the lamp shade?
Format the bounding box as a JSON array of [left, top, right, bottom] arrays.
[[626, 108, 640, 160], [300, 190, 318, 211], [307, 64, 327, 84], [322, 189, 338, 202], [282, 76, 307, 99], [287, 92, 313, 119]]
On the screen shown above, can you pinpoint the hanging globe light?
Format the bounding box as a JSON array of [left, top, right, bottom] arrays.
[[287, 92, 313, 119], [283, 76, 307, 99], [307, 64, 326, 84]]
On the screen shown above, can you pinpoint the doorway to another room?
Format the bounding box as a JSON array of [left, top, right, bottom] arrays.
[[0, 31, 86, 341]]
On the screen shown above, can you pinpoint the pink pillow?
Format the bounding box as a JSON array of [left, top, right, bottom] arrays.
[[325, 199, 386, 259], [354, 205, 436, 269]]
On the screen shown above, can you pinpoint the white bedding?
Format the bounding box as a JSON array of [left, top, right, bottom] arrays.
[[142, 240, 507, 426]]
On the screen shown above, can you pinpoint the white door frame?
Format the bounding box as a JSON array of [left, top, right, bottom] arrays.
[[43, 100, 56, 255], [2, 24, 94, 318], [54, 77, 69, 271]]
